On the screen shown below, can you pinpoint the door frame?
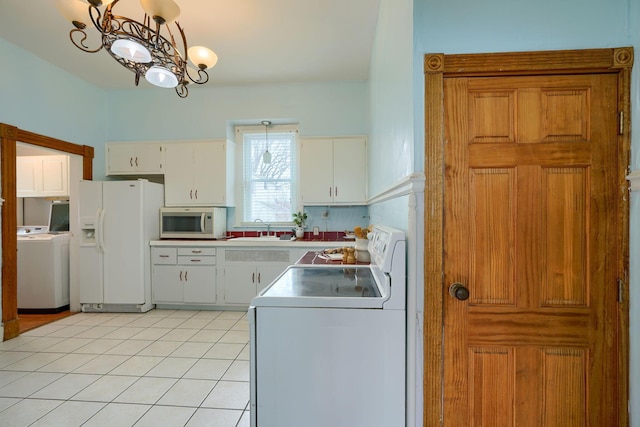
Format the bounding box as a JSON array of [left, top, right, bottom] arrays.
[[423, 47, 633, 426], [0, 123, 94, 340]]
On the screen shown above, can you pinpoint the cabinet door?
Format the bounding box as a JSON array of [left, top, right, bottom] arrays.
[[152, 265, 184, 303], [164, 143, 196, 206], [41, 156, 68, 196], [223, 266, 257, 305], [17, 156, 69, 197], [256, 264, 289, 295], [192, 142, 225, 205], [333, 138, 366, 204], [16, 157, 39, 197], [183, 266, 216, 304], [133, 143, 163, 174], [106, 143, 136, 175], [107, 143, 163, 175], [300, 139, 334, 204]]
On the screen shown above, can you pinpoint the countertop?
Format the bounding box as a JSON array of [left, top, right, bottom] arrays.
[[150, 239, 356, 248]]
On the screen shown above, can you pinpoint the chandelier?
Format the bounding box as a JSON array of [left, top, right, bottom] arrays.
[[55, 0, 218, 98]]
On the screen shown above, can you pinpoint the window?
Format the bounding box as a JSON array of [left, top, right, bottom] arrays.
[[235, 124, 299, 225]]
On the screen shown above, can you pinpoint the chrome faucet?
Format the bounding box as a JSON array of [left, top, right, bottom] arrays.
[[254, 218, 272, 236]]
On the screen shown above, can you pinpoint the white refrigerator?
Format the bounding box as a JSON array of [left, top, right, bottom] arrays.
[[78, 179, 164, 312]]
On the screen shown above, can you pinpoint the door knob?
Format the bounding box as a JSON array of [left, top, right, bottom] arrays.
[[449, 282, 469, 301]]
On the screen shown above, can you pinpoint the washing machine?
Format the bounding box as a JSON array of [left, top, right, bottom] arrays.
[[17, 226, 70, 312]]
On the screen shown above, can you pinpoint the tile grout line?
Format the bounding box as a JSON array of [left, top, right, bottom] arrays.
[[0, 309, 250, 427]]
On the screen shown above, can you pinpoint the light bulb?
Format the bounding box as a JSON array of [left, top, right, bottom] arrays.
[[145, 66, 179, 88], [110, 39, 152, 63]]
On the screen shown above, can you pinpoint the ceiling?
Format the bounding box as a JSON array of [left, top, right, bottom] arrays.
[[0, 0, 381, 90]]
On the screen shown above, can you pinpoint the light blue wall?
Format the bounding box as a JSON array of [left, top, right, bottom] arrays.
[[103, 82, 369, 180], [411, 0, 638, 424], [0, 38, 106, 147], [368, 0, 414, 201], [104, 81, 371, 232], [0, 38, 371, 238]]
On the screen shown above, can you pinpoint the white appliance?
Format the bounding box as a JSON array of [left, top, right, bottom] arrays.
[[249, 225, 406, 427], [78, 179, 164, 313], [160, 206, 226, 239], [17, 226, 70, 312]]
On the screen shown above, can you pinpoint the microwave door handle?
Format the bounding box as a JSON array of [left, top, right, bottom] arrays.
[[200, 213, 206, 233]]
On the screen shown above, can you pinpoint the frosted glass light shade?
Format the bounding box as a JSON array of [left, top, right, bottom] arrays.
[[188, 46, 218, 69], [145, 66, 179, 88], [263, 150, 272, 164], [110, 39, 152, 63], [140, 0, 180, 23], [56, 0, 88, 26]]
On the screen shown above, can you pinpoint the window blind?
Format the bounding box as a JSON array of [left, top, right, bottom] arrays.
[[241, 128, 297, 224]]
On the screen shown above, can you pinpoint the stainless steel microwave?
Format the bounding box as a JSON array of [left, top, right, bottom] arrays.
[[160, 207, 227, 239]]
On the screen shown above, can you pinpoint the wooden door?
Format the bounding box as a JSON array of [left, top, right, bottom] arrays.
[[443, 73, 620, 426]]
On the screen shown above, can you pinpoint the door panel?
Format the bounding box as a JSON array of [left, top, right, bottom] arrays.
[[103, 181, 144, 304], [443, 73, 619, 426]]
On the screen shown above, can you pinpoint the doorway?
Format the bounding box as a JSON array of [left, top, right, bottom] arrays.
[[1, 123, 94, 340], [422, 48, 633, 426]]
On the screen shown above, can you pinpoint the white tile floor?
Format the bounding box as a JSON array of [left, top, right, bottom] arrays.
[[0, 309, 250, 427]]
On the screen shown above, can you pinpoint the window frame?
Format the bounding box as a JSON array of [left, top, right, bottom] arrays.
[[234, 123, 300, 227]]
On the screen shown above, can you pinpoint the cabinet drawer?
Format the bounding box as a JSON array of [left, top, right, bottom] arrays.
[[152, 248, 177, 264], [178, 247, 216, 256], [178, 255, 216, 265]]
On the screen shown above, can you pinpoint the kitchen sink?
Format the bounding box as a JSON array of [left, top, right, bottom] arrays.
[[229, 236, 290, 242]]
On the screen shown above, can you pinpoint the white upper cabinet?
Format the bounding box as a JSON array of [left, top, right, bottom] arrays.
[[106, 142, 164, 175], [17, 155, 69, 197], [164, 140, 235, 207], [300, 137, 367, 205]]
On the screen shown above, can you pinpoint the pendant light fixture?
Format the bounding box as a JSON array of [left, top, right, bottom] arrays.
[[56, 0, 219, 98], [262, 120, 272, 164]]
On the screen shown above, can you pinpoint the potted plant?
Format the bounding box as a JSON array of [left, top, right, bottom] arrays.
[[292, 211, 308, 238]]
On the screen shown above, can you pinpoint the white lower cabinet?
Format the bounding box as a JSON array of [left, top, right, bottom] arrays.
[[151, 245, 308, 307], [152, 247, 216, 305], [223, 265, 286, 305], [221, 248, 296, 305]]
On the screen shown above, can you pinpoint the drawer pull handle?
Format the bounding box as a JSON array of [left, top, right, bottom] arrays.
[[159, 255, 170, 258], [191, 259, 201, 262], [191, 250, 202, 254]]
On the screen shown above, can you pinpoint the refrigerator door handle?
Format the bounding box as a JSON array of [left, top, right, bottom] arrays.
[[97, 208, 106, 253]]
